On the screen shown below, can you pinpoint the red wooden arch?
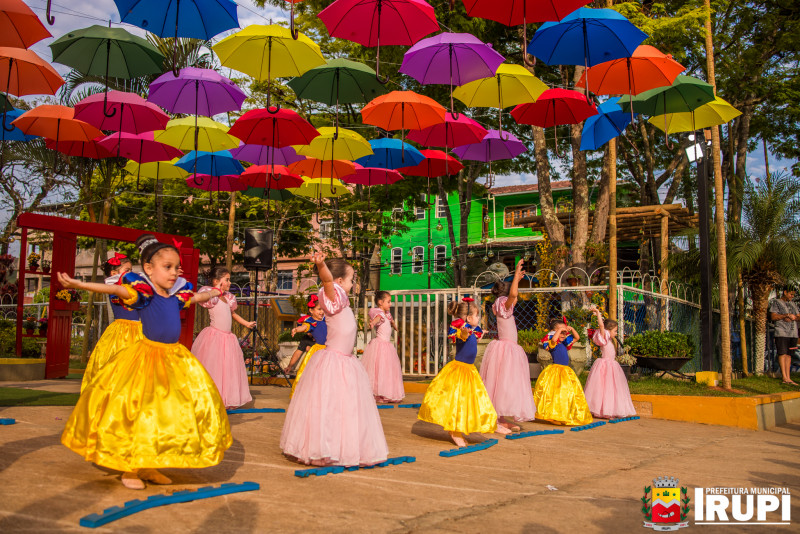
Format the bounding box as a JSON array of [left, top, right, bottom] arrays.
[[15, 213, 199, 378]]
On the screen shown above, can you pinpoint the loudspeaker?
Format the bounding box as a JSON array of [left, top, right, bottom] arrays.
[[244, 229, 273, 270]]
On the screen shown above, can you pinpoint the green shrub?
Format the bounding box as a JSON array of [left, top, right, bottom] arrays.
[[624, 331, 694, 359], [518, 328, 548, 354], [0, 321, 42, 358], [33, 287, 50, 304], [277, 330, 305, 343]]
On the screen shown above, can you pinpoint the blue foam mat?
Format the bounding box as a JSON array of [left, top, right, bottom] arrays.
[[608, 416, 640, 423], [398, 403, 421, 408], [376, 405, 394, 409], [569, 421, 607, 432], [439, 438, 498, 457], [505, 429, 565, 440], [295, 456, 416, 478], [226, 408, 285, 414], [0, 418, 16, 425]]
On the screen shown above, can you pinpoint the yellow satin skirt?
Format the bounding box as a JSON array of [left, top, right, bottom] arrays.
[[62, 339, 232, 472], [81, 319, 143, 393], [418, 360, 497, 434], [533, 364, 593, 426], [291, 343, 324, 398]]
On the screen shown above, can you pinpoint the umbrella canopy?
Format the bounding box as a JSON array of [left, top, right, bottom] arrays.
[[580, 97, 635, 150], [576, 45, 684, 96], [0, 0, 52, 49], [452, 129, 527, 162], [398, 149, 463, 177], [185, 174, 247, 192], [0, 47, 64, 96], [400, 32, 505, 87], [124, 158, 189, 180], [462, 0, 588, 25], [113, 0, 239, 40], [229, 108, 319, 147], [230, 143, 305, 166], [362, 90, 446, 132], [319, 0, 439, 80], [355, 138, 425, 169], [341, 163, 403, 185], [288, 158, 356, 179], [407, 112, 488, 148], [294, 127, 373, 160], [647, 96, 742, 134], [287, 58, 387, 106], [49, 25, 165, 79], [527, 8, 647, 67], [74, 90, 169, 133], [175, 150, 245, 176], [511, 88, 598, 127], [620, 75, 716, 116], [156, 116, 240, 151], [289, 177, 349, 198], [148, 67, 247, 117], [453, 64, 547, 108], [12, 105, 103, 142], [45, 138, 113, 159], [239, 165, 304, 189], [97, 131, 184, 163], [240, 186, 296, 201], [1, 108, 38, 141]]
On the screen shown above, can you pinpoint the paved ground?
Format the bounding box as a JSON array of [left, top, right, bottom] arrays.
[[1, 380, 798, 533]]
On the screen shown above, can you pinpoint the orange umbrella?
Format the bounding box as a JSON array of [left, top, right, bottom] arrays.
[[361, 90, 446, 133], [12, 105, 103, 142], [0, 47, 64, 96], [576, 45, 684, 96], [289, 158, 356, 179], [0, 0, 52, 49]]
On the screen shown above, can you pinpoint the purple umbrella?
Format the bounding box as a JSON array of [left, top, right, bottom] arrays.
[[399, 33, 504, 114], [148, 67, 247, 117], [452, 129, 527, 187], [229, 143, 305, 166]]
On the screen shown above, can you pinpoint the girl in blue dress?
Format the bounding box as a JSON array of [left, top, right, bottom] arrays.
[[59, 234, 232, 490]]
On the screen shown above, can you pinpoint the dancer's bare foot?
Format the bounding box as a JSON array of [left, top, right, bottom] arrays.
[[138, 468, 172, 485], [494, 424, 512, 435], [449, 431, 467, 447], [121, 471, 145, 490], [498, 418, 521, 432]]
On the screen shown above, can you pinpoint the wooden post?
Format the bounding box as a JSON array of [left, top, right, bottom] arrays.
[[660, 213, 669, 331], [226, 191, 236, 272], [608, 138, 618, 320]]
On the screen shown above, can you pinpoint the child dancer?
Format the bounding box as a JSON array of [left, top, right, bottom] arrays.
[[418, 298, 509, 447], [81, 253, 142, 393], [60, 234, 232, 490], [361, 290, 405, 403], [286, 294, 327, 397], [192, 266, 257, 409], [280, 253, 388, 466], [584, 307, 636, 418], [533, 319, 593, 426], [480, 260, 535, 429]]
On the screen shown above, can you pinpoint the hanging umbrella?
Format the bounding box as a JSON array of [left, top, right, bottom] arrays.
[[148, 67, 247, 117], [294, 127, 373, 161], [452, 129, 526, 186], [407, 112, 488, 148], [288, 158, 356, 180], [647, 96, 742, 134], [241, 187, 296, 202], [462, 0, 589, 65], [355, 138, 425, 169], [399, 33, 505, 113], [619, 75, 716, 116], [239, 165, 304, 189], [214, 25, 325, 109], [49, 26, 165, 115], [453, 63, 546, 134], [185, 174, 247, 192], [0, 46, 64, 96], [46, 138, 113, 159], [12, 105, 103, 141], [156, 116, 240, 151], [341, 164, 403, 185], [175, 150, 245, 176], [1, 108, 38, 141], [0, 0, 52, 49], [124, 158, 189, 180], [229, 108, 319, 147], [398, 149, 463, 177], [362, 90, 446, 133], [97, 131, 184, 162], [230, 142, 305, 166], [580, 97, 635, 151], [289, 177, 349, 198], [511, 88, 598, 126], [74, 90, 169, 133], [576, 45, 684, 96], [318, 0, 439, 82]]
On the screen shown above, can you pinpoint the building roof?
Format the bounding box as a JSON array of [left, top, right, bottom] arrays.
[[488, 181, 572, 196]]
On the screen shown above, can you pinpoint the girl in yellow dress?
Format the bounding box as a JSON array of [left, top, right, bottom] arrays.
[[59, 234, 232, 490], [418, 298, 510, 447]]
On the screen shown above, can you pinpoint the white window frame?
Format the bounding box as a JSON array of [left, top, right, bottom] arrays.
[[412, 246, 424, 274], [391, 247, 402, 275], [435, 195, 447, 218], [318, 219, 333, 239], [276, 270, 294, 291], [434, 245, 447, 273]]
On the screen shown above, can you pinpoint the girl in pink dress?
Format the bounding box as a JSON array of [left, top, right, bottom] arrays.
[[280, 253, 389, 467], [361, 290, 405, 403], [480, 260, 536, 430], [191, 267, 257, 409], [584, 307, 636, 418]]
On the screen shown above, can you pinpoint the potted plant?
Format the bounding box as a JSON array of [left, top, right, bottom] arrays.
[[27, 252, 41, 271], [23, 316, 37, 335], [615, 349, 637, 380], [37, 317, 48, 336], [55, 288, 81, 309], [624, 331, 695, 373], [41, 259, 51, 274]]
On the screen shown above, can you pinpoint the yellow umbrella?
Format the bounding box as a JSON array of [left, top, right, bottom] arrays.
[[648, 96, 742, 134], [155, 117, 239, 152], [124, 158, 189, 180], [294, 127, 373, 160], [213, 25, 326, 108], [289, 177, 349, 198]]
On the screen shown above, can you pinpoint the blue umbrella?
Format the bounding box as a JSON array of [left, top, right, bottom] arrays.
[[355, 138, 424, 169], [580, 98, 635, 150], [176, 150, 244, 176], [2, 109, 39, 142]]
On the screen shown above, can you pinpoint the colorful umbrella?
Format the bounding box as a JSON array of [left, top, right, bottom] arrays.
[[185, 174, 247, 192], [294, 127, 373, 161], [647, 96, 742, 134], [580, 97, 635, 151], [399, 33, 505, 113], [74, 90, 169, 133], [0, 47, 64, 96], [148, 67, 247, 117], [124, 158, 188, 180], [289, 177, 349, 198], [398, 149, 463, 177], [0, 0, 52, 49], [230, 143, 305, 166], [511, 88, 598, 126], [318, 0, 440, 82], [45, 138, 113, 159], [452, 129, 526, 185], [240, 187, 296, 202], [97, 131, 184, 163], [229, 108, 319, 147], [1, 108, 38, 141], [361, 90, 446, 139], [342, 164, 403, 185], [620, 75, 716, 116], [213, 25, 325, 109], [576, 45, 684, 96], [239, 165, 304, 189], [156, 116, 240, 151], [12, 105, 103, 141], [175, 150, 245, 176], [288, 158, 356, 180], [407, 112, 488, 148], [355, 138, 425, 169]]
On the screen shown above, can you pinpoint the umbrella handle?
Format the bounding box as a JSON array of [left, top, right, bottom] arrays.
[[45, 0, 55, 25], [2, 66, 13, 132], [290, 1, 300, 40], [522, 16, 536, 68], [103, 92, 118, 119], [172, 2, 181, 77]]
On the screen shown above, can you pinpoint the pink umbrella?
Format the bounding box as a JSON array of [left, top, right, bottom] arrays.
[[341, 163, 403, 185], [74, 90, 169, 133], [407, 112, 488, 148], [230, 143, 305, 166], [97, 131, 184, 163], [185, 174, 247, 192]]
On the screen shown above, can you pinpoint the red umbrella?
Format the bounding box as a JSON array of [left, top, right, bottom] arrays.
[[185, 174, 247, 192], [74, 90, 169, 133], [341, 163, 403, 185], [97, 131, 184, 163], [511, 88, 596, 155], [406, 112, 487, 148], [239, 165, 304, 189], [45, 138, 113, 159], [229, 108, 319, 147], [319, 0, 439, 82], [398, 149, 463, 177]]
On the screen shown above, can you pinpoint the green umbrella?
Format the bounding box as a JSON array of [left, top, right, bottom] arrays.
[[240, 187, 297, 202], [619, 75, 715, 116], [288, 58, 388, 138]]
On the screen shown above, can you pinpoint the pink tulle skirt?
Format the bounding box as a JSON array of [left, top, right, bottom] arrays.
[[280, 347, 389, 467], [361, 337, 405, 403], [583, 358, 636, 418], [191, 326, 252, 409], [479, 339, 536, 421]]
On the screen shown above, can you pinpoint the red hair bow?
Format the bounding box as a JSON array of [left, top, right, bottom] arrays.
[[462, 297, 474, 302], [563, 315, 568, 324], [172, 238, 183, 249], [307, 294, 319, 308], [107, 252, 127, 266]]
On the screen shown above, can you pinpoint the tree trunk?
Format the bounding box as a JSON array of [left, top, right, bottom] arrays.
[[750, 282, 770, 375], [226, 191, 236, 272], [569, 121, 590, 272], [532, 126, 565, 254]]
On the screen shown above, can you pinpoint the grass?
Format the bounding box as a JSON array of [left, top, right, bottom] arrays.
[[574, 371, 800, 397], [0, 387, 79, 407]]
